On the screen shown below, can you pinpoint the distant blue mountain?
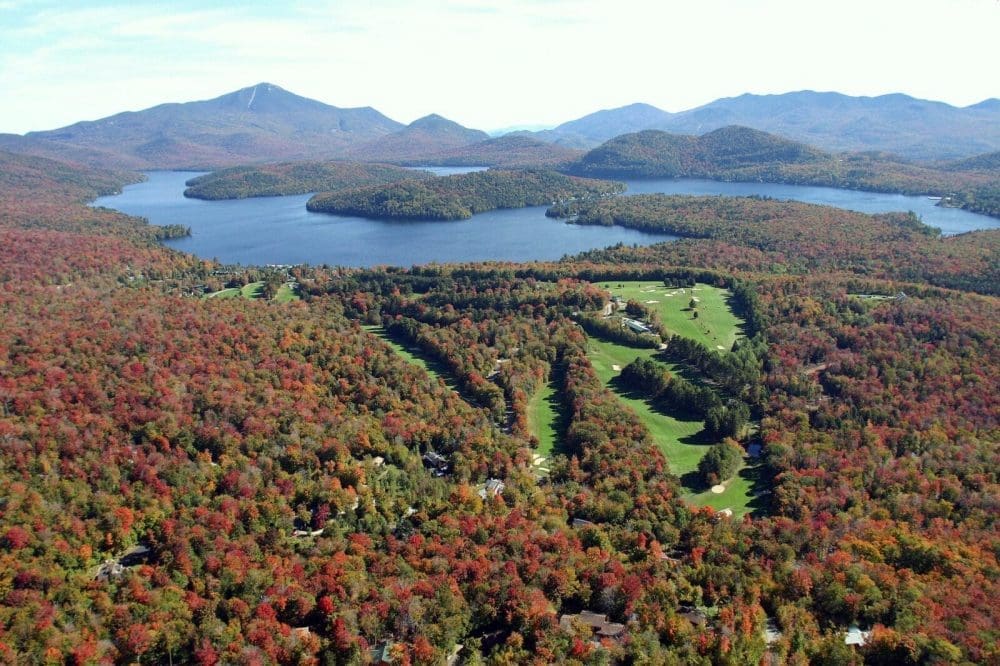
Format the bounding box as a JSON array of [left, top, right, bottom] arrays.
[[17, 83, 405, 169], [530, 91, 1000, 160]]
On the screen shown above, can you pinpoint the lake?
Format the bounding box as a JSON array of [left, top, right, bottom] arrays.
[[622, 178, 999, 236], [94, 170, 999, 267], [94, 170, 671, 266]]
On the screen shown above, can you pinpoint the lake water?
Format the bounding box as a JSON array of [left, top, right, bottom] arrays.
[[94, 170, 999, 267], [622, 178, 999, 236], [94, 170, 671, 266]]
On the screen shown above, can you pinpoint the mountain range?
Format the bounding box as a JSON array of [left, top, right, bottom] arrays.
[[538, 92, 1000, 160], [1, 83, 998, 169]]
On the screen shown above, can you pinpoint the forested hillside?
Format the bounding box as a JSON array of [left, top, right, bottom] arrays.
[[566, 127, 1000, 217], [945, 150, 1000, 172], [399, 135, 583, 169], [568, 126, 828, 179], [549, 194, 1000, 294], [307, 169, 624, 220], [0, 147, 997, 664], [183, 162, 434, 200]]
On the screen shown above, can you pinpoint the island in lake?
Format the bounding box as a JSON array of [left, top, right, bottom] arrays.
[[306, 168, 624, 220]]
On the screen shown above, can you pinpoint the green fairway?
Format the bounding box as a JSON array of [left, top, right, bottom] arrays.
[[241, 281, 265, 298], [527, 379, 560, 457], [205, 280, 298, 302], [586, 336, 759, 515], [274, 283, 300, 302], [204, 281, 265, 300], [363, 326, 459, 393], [683, 463, 756, 517], [204, 287, 241, 299], [603, 282, 744, 351], [587, 337, 708, 476]]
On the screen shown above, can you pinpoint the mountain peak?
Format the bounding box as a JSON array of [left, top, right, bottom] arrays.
[[348, 114, 488, 161], [409, 114, 463, 129], [24, 83, 404, 169], [550, 102, 673, 144], [404, 114, 487, 141], [968, 98, 1000, 111], [208, 83, 329, 114], [618, 102, 667, 112]]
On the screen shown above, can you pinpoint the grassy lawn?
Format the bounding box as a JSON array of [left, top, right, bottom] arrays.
[[587, 337, 710, 477], [205, 281, 301, 302], [204, 287, 241, 299], [363, 326, 460, 394], [683, 463, 757, 518], [274, 283, 300, 303], [527, 379, 560, 457], [602, 281, 744, 351], [241, 281, 265, 299]]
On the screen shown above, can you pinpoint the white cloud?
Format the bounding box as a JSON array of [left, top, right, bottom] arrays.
[[0, 0, 997, 134]]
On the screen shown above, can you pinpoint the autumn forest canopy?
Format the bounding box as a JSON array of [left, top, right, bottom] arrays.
[[0, 100, 998, 666]]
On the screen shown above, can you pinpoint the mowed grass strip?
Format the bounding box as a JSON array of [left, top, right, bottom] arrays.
[[205, 281, 300, 302], [586, 337, 708, 477], [603, 281, 744, 350], [274, 283, 300, 302], [590, 334, 760, 515], [363, 326, 460, 394], [683, 465, 757, 518], [203, 287, 241, 299], [241, 281, 265, 299], [527, 379, 559, 457]]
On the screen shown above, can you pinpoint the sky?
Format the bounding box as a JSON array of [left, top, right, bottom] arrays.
[[1, 0, 998, 134]]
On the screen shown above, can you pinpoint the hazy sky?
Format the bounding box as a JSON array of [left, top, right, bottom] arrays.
[[1, 0, 997, 134]]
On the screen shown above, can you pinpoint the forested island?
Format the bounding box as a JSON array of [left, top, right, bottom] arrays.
[[306, 168, 624, 220], [183, 161, 434, 199], [1, 134, 999, 665]]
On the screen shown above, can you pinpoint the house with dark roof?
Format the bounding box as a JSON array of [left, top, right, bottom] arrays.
[[422, 450, 449, 476], [559, 610, 627, 645]]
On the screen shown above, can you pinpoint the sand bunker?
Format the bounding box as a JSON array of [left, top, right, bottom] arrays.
[[711, 484, 726, 494]]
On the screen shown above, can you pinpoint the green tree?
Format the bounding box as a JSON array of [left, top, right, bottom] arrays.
[[698, 439, 744, 486]]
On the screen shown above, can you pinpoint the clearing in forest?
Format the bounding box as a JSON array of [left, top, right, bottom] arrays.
[[274, 283, 300, 302], [603, 281, 745, 350], [204, 287, 241, 299], [204, 280, 300, 302], [240, 281, 265, 299], [364, 326, 461, 396], [527, 378, 560, 457], [587, 337, 709, 475]]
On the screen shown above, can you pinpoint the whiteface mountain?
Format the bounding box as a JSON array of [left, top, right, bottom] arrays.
[[11, 83, 404, 170]]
